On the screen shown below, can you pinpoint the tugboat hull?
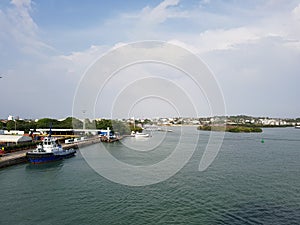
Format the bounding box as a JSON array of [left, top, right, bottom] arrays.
[[26, 151, 76, 164]]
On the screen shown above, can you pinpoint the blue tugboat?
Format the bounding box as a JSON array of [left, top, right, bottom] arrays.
[[26, 136, 76, 164]]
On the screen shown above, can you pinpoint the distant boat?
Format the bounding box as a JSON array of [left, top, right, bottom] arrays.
[[134, 132, 150, 138], [143, 125, 173, 132], [144, 125, 160, 131], [295, 126, 300, 129], [26, 136, 76, 164]]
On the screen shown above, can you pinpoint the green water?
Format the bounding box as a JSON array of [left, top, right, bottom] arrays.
[[0, 127, 299, 224]]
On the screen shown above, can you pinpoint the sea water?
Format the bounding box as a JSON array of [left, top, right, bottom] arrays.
[[0, 127, 299, 224]]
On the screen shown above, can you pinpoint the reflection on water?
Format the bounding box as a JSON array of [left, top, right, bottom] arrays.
[[106, 130, 181, 166], [25, 160, 63, 171]]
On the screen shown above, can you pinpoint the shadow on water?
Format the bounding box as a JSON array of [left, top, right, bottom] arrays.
[[25, 160, 64, 172]]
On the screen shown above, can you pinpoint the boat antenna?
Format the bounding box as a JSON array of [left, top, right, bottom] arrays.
[[49, 122, 52, 137]]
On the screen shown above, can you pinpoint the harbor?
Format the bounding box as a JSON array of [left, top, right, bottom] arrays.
[[0, 124, 151, 168], [1, 0, 300, 224], [0, 136, 102, 169]]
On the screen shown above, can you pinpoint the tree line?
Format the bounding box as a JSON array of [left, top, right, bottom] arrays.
[[0, 117, 142, 135]]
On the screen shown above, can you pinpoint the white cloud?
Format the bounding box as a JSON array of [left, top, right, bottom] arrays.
[[292, 3, 300, 20], [197, 0, 211, 9], [11, 0, 31, 8], [112, 0, 300, 56], [0, 0, 54, 58], [141, 0, 181, 23], [167, 39, 199, 54], [61, 45, 107, 65], [1, 0, 300, 118], [195, 27, 261, 53], [8, 0, 37, 43], [124, 0, 188, 25], [166, 1, 300, 55]]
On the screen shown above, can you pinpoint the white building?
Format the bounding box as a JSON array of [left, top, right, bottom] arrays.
[[0, 135, 32, 146], [4, 130, 24, 135], [7, 115, 20, 121]]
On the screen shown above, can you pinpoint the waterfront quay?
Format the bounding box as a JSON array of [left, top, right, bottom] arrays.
[[0, 149, 28, 168], [0, 137, 102, 169]]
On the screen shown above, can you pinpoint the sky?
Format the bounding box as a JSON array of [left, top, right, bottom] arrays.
[[0, 0, 300, 119]]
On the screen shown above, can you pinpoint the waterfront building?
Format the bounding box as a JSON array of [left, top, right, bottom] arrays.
[[0, 135, 32, 146]]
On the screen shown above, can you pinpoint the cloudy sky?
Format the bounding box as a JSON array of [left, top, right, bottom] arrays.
[[0, 0, 300, 119]]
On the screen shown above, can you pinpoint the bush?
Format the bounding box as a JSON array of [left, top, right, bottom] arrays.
[[3, 142, 37, 153]]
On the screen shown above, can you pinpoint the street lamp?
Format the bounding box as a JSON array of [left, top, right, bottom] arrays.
[[82, 110, 86, 131]]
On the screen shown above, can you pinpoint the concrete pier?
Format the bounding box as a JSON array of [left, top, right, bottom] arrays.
[[0, 150, 28, 169]]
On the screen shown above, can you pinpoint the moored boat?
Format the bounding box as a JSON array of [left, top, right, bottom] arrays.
[[26, 136, 76, 164], [134, 132, 150, 138]]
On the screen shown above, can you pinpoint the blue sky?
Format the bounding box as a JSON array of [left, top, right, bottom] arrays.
[[0, 0, 300, 119]]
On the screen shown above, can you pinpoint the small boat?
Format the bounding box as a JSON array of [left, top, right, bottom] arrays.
[[26, 136, 76, 164], [295, 126, 300, 129], [134, 132, 150, 138]]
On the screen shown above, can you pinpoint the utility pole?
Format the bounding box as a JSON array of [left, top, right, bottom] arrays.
[[82, 110, 86, 133]]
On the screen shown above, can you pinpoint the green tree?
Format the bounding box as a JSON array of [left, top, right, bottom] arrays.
[[58, 117, 73, 128], [15, 120, 36, 132], [6, 120, 15, 131], [130, 125, 143, 133], [96, 119, 112, 130], [71, 117, 83, 129], [112, 120, 131, 135], [84, 119, 96, 129], [57, 117, 84, 129], [36, 118, 59, 128]]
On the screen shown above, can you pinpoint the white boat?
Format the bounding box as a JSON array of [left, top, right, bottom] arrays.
[[143, 125, 161, 131], [134, 132, 150, 138], [143, 125, 173, 132], [295, 126, 300, 129]]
